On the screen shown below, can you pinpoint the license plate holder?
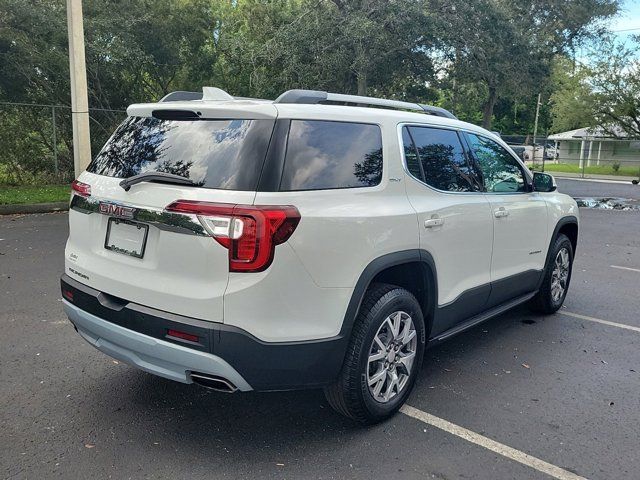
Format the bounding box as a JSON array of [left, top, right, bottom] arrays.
[[104, 218, 149, 259]]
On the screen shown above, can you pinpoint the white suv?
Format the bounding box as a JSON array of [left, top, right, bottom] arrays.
[[61, 88, 579, 423]]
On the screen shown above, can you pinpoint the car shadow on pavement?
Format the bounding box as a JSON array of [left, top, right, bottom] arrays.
[[73, 305, 541, 466]]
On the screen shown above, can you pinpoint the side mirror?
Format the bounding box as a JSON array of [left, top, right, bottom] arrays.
[[533, 172, 556, 192]]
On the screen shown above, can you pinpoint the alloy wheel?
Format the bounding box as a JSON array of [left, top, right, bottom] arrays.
[[551, 247, 570, 302], [367, 311, 417, 403]]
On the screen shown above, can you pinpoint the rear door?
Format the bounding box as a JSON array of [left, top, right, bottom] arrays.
[[402, 125, 494, 336], [463, 132, 548, 307], [65, 111, 276, 322]]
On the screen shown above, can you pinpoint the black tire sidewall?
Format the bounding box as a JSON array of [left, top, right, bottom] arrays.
[[356, 289, 426, 419], [543, 235, 574, 311]]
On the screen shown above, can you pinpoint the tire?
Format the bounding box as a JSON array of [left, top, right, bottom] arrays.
[[529, 234, 574, 314], [324, 283, 426, 423]]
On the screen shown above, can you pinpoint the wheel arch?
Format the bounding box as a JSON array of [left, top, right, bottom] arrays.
[[340, 250, 438, 340], [536, 215, 578, 290]]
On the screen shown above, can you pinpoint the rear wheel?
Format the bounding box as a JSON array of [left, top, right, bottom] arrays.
[[529, 234, 573, 314], [324, 283, 425, 423]]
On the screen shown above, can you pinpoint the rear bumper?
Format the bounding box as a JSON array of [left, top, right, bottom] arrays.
[[61, 275, 348, 390], [63, 299, 252, 391]]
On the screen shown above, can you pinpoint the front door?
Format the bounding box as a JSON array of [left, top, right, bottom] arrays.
[[463, 132, 548, 307]]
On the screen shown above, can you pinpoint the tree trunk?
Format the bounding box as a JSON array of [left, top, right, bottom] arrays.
[[357, 72, 367, 96], [482, 86, 497, 129]]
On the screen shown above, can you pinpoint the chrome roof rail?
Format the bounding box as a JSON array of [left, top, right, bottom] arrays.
[[274, 89, 457, 119]]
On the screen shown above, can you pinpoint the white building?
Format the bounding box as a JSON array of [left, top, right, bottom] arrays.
[[548, 126, 640, 169]]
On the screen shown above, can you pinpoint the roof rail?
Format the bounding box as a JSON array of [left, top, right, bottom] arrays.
[[274, 89, 457, 120]]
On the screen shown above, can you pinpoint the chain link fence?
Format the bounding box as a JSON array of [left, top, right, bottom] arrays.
[[501, 134, 640, 181], [3, 104, 640, 185], [0, 102, 126, 185]]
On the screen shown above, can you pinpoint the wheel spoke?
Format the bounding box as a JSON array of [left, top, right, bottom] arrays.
[[391, 312, 402, 339], [383, 371, 399, 402], [372, 377, 385, 397], [368, 350, 386, 363], [401, 327, 416, 346], [397, 351, 416, 374], [368, 368, 386, 386]]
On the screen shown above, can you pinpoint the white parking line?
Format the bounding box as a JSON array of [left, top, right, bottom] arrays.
[[558, 311, 640, 334], [400, 405, 587, 480], [610, 265, 640, 273]]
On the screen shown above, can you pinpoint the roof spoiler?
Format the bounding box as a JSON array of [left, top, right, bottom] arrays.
[[160, 87, 234, 103]]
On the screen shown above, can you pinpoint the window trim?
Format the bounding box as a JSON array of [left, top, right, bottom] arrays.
[[397, 123, 485, 195], [461, 131, 533, 195], [277, 118, 385, 192]]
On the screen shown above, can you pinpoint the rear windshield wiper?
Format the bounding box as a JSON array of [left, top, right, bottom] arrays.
[[119, 172, 196, 191]]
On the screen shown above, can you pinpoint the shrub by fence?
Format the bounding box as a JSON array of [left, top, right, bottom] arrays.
[[0, 102, 126, 185]]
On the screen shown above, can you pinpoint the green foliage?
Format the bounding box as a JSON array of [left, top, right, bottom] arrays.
[[429, 0, 619, 129], [590, 37, 640, 138], [0, 185, 70, 205], [549, 56, 596, 133], [213, 0, 435, 98], [548, 36, 640, 138], [0, 0, 625, 186]]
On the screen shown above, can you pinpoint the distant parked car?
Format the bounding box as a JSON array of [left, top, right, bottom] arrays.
[[543, 143, 558, 160], [510, 146, 530, 161]]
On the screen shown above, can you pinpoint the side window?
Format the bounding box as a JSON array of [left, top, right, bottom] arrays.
[[466, 133, 526, 193], [405, 126, 479, 192], [402, 127, 422, 180], [280, 120, 382, 191]]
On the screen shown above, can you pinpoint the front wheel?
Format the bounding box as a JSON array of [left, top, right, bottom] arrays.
[[324, 283, 426, 423], [529, 234, 574, 314]]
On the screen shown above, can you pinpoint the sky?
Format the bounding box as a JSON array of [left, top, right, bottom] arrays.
[[609, 0, 640, 45]]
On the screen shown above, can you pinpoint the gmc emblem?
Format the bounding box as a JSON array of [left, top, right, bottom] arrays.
[[99, 202, 135, 219]]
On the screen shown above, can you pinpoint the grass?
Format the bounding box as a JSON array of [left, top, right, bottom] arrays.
[[530, 163, 640, 177], [0, 184, 70, 205]]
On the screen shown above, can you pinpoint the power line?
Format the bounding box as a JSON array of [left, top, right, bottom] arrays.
[[611, 27, 640, 33]]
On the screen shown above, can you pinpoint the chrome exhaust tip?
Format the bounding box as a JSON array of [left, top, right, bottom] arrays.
[[190, 372, 237, 393]]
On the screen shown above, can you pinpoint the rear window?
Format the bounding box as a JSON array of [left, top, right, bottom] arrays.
[[88, 116, 275, 191], [279, 120, 382, 191]]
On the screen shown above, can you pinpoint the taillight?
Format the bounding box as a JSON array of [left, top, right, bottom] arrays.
[[165, 200, 301, 272], [71, 180, 91, 197]]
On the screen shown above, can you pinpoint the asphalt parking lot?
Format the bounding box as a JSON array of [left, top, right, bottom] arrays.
[[1, 179, 639, 479]]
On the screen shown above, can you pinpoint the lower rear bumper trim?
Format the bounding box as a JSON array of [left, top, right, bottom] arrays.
[[63, 300, 253, 391]]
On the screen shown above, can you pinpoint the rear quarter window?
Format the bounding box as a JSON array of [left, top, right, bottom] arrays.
[[279, 120, 383, 191]]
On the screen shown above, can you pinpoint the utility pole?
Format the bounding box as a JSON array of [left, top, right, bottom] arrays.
[[66, 0, 91, 178], [532, 93, 541, 146]]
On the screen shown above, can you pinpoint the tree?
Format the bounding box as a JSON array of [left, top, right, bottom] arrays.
[[590, 37, 640, 138], [0, 0, 218, 181], [214, 0, 435, 99], [428, 0, 620, 129], [549, 56, 595, 133]]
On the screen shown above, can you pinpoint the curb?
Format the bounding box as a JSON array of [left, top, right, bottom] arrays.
[[0, 202, 69, 215], [550, 172, 639, 184]]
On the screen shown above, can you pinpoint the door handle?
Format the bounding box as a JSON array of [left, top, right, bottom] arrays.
[[494, 207, 509, 218], [424, 217, 444, 228]]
